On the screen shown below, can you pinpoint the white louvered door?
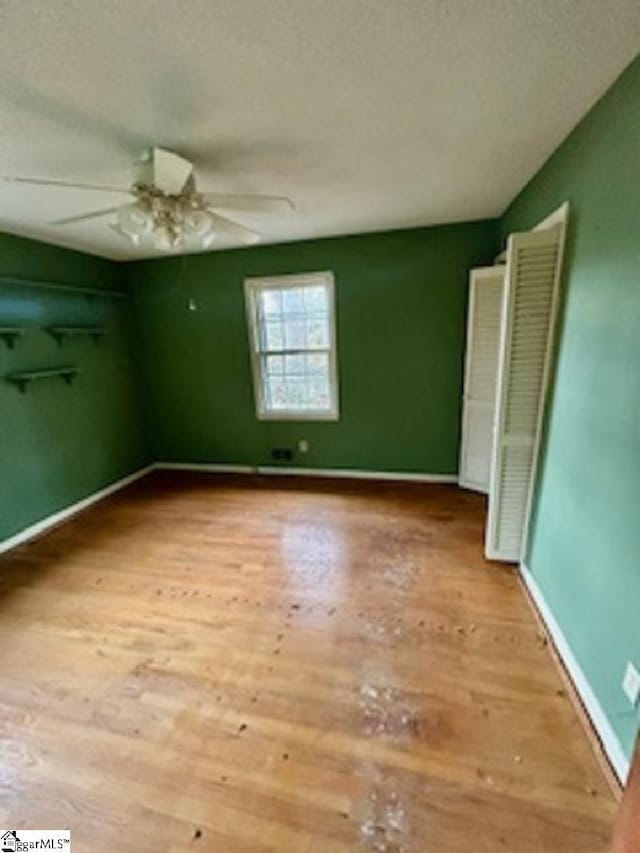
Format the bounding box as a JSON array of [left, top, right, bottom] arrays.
[[459, 267, 505, 493], [485, 224, 565, 562]]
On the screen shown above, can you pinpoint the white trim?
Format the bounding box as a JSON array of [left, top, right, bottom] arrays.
[[154, 461, 457, 483], [256, 466, 457, 483], [520, 563, 630, 783], [244, 271, 340, 422], [0, 466, 153, 555], [154, 462, 255, 474], [534, 200, 570, 232], [493, 199, 569, 259]]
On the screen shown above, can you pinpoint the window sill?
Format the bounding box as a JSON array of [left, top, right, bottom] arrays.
[[256, 409, 339, 422]]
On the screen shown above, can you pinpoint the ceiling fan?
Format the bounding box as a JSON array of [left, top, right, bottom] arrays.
[[4, 147, 295, 251]]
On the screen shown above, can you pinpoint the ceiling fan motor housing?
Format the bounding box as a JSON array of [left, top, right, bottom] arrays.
[[138, 147, 194, 195]]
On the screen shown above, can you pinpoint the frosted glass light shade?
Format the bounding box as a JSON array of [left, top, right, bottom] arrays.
[[117, 203, 153, 237], [111, 199, 248, 251], [184, 209, 214, 239], [153, 225, 182, 252]]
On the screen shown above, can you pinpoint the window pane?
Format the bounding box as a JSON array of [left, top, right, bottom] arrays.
[[265, 375, 286, 408], [304, 286, 328, 312], [282, 288, 305, 315], [264, 322, 284, 351], [261, 289, 282, 318], [284, 353, 305, 375], [308, 376, 330, 408], [306, 352, 328, 375], [284, 320, 306, 349], [306, 318, 329, 348], [285, 377, 307, 407], [265, 354, 284, 375]]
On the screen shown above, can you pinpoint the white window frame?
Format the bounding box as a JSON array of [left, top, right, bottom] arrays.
[[244, 271, 340, 421]]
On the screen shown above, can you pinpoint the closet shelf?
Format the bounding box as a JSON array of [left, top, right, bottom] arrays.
[[0, 326, 28, 349], [5, 366, 80, 394], [46, 325, 107, 345]]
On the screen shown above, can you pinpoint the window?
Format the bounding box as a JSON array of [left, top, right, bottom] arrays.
[[244, 272, 339, 420]]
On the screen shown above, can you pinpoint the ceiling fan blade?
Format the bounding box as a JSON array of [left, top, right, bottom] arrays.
[[207, 211, 261, 244], [4, 176, 131, 194], [50, 207, 121, 226], [202, 192, 294, 213]]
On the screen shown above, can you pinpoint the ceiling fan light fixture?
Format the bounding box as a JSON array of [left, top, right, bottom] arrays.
[[117, 202, 153, 238], [183, 208, 215, 239], [153, 224, 180, 252], [201, 230, 217, 249]]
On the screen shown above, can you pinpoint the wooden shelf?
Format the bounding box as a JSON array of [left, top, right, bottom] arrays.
[[0, 326, 28, 349], [46, 325, 107, 346], [5, 366, 80, 393], [0, 275, 127, 299]]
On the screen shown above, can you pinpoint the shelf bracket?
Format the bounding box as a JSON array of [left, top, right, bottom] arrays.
[[0, 327, 27, 350]]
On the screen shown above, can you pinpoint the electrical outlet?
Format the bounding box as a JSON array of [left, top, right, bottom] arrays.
[[271, 448, 293, 461], [298, 439, 309, 453], [622, 662, 640, 707]]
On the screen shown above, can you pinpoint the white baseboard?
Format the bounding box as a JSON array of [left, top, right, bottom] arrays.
[[0, 462, 457, 556], [255, 466, 458, 483], [520, 563, 630, 783], [154, 461, 457, 483], [154, 462, 255, 474], [0, 465, 154, 555]]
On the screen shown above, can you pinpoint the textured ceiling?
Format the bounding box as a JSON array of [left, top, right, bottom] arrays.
[[1, 0, 639, 260]]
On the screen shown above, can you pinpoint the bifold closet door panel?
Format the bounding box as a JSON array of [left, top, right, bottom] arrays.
[[459, 267, 504, 493], [486, 225, 563, 562]]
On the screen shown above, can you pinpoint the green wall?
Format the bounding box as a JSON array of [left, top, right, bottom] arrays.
[[501, 56, 640, 763], [0, 233, 148, 542], [126, 221, 497, 473], [1, 53, 637, 776]]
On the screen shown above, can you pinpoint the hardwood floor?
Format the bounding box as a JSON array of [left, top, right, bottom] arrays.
[[0, 472, 615, 852], [612, 738, 640, 852]]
